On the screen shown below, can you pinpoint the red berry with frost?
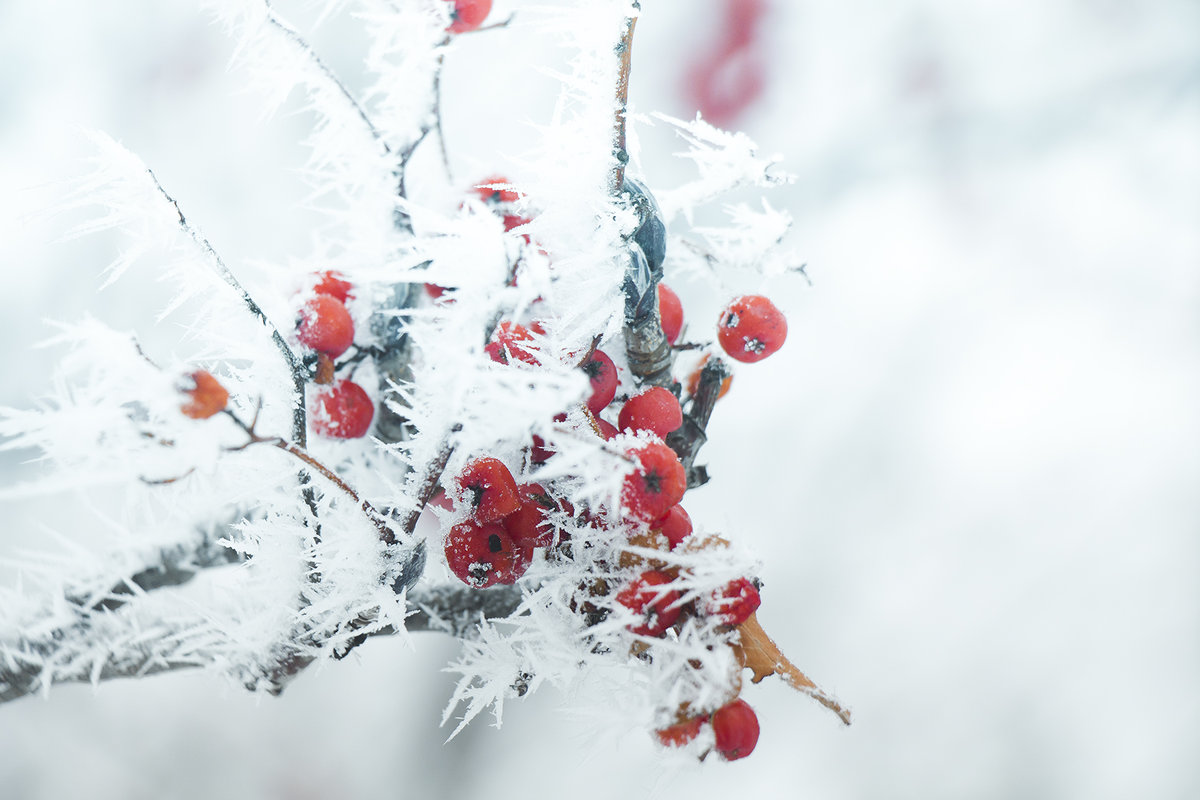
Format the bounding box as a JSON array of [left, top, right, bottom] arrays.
[[658, 283, 684, 345], [706, 577, 761, 627], [472, 174, 521, 205], [444, 519, 531, 588], [711, 699, 760, 761], [455, 456, 520, 523], [618, 386, 682, 438], [621, 440, 687, 522], [503, 483, 561, 548], [179, 370, 228, 420], [312, 270, 353, 304], [502, 213, 532, 233], [486, 321, 541, 366], [312, 379, 374, 439], [653, 505, 692, 550], [296, 295, 355, 358], [616, 569, 682, 636], [717, 294, 787, 363], [655, 716, 706, 748], [582, 349, 618, 413], [595, 417, 619, 440], [446, 0, 492, 34]]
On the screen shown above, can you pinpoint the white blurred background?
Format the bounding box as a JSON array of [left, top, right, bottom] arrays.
[[1, 1, 1197, 798]]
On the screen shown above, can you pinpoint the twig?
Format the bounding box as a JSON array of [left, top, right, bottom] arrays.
[[262, 0, 390, 157], [665, 355, 730, 488], [64, 522, 248, 614], [145, 167, 308, 445], [608, 9, 639, 196]]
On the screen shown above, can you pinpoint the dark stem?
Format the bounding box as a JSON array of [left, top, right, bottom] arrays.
[[665, 355, 731, 488]]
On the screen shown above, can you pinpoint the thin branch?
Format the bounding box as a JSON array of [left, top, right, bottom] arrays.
[[608, 10, 639, 196], [262, 0, 390, 157], [145, 167, 308, 445]]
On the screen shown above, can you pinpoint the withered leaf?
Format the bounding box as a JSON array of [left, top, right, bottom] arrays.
[[733, 612, 851, 725]]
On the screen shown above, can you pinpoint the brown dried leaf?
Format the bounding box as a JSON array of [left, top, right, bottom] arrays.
[[733, 612, 851, 725]]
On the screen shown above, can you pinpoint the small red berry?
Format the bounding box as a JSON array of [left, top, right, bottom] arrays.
[[711, 698, 760, 761], [179, 370, 228, 420], [503, 483, 561, 548], [312, 380, 374, 438], [582, 349, 618, 413], [455, 456, 520, 523], [653, 505, 693, 550], [616, 569, 682, 636], [618, 387, 682, 439], [706, 577, 761, 627], [717, 294, 787, 363], [502, 213, 532, 233], [595, 417, 619, 440], [444, 519, 531, 588], [655, 715, 706, 748], [658, 283, 684, 345], [621, 440, 687, 522], [312, 270, 353, 304], [471, 173, 521, 204], [296, 295, 355, 358], [486, 321, 541, 366]]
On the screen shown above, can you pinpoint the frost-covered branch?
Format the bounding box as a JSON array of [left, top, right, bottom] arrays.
[[261, 0, 391, 157], [145, 167, 309, 444]]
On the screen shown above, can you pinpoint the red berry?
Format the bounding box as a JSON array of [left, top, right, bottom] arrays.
[[582, 349, 618, 413], [425, 283, 453, 301], [502, 213, 532, 233], [503, 483, 561, 548], [655, 716, 706, 748], [179, 370, 228, 420], [472, 174, 521, 204], [312, 270, 353, 304], [706, 577, 761, 627], [658, 283, 683, 345], [455, 456, 520, 523], [312, 380, 374, 438], [595, 417, 619, 440], [486, 321, 541, 366], [711, 698, 760, 761], [444, 519, 531, 588], [296, 295, 355, 358], [717, 294, 787, 363], [616, 569, 682, 636], [618, 387, 682, 438], [653, 505, 692, 550], [621, 440, 687, 522]]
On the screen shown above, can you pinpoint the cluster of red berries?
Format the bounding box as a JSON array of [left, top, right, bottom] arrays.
[[293, 272, 375, 440]]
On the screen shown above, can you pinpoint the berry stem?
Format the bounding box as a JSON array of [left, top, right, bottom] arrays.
[[666, 355, 730, 487]]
